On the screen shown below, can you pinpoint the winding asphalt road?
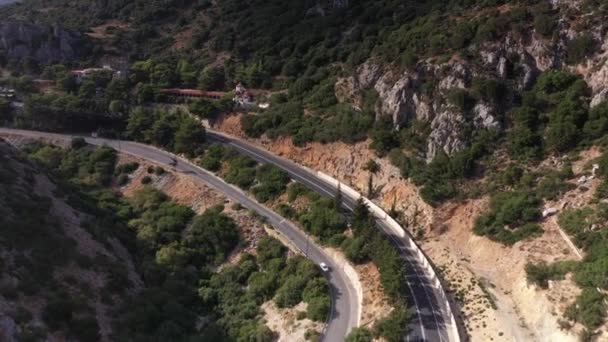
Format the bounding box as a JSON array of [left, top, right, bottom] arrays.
[[206, 130, 458, 342], [0, 128, 359, 342]]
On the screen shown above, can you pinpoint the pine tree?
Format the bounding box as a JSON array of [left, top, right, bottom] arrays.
[[334, 183, 343, 210]]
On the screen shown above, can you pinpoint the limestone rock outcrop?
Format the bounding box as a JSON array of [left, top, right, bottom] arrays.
[[334, 8, 608, 161]]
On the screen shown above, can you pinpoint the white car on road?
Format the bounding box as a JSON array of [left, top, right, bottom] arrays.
[[319, 262, 330, 272]]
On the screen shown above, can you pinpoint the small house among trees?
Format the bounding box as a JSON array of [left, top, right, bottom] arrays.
[[0, 87, 15, 99], [233, 82, 255, 107], [71, 66, 122, 84]]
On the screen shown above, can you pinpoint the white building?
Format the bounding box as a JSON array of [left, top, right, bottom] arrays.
[[71, 65, 116, 84], [233, 82, 255, 107], [0, 87, 15, 99]]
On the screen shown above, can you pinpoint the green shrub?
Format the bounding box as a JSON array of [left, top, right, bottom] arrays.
[[566, 34, 595, 65], [13, 306, 32, 324], [471, 77, 504, 104], [345, 327, 373, 342], [341, 237, 369, 264], [199, 143, 226, 172], [173, 116, 206, 155], [70, 137, 87, 150], [373, 308, 409, 342], [475, 16, 501, 42], [525, 261, 577, 289], [189, 98, 221, 119], [564, 288, 606, 329], [29, 145, 65, 169], [117, 174, 129, 186], [419, 181, 457, 206], [287, 183, 309, 202], [545, 119, 580, 153], [70, 316, 100, 341], [183, 208, 239, 266], [115, 162, 139, 175], [256, 237, 286, 265], [400, 51, 417, 69], [451, 22, 475, 49], [141, 176, 152, 184], [533, 13, 556, 37], [302, 278, 328, 303], [241, 114, 268, 138], [275, 276, 306, 308], [583, 102, 608, 140], [499, 165, 524, 187], [299, 198, 346, 240], [154, 166, 165, 175], [536, 174, 574, 200], [447, 88, 474, 111], [305, 79, 338, 110], [224, 155, 257, 189], [326, 233, 346, 247], [474, 192, 542, 245], [278, 203, 296, 218], [370, 123, 399, 156], [573, 252, 608, 288], [43, 296, 76, 330], [306, 295, 330, 321], [126, 107, 206, 154], [248, 272, 278, 301], [535, 71, 578, 94], [596, 180, 608, 200], [304, 329, 321, 342], [558, 208, 592, 238], [597, 151, 608, 179], [252, 164, 290, 202], [395, 129, 496, 206], [507, 127, 541, 161]]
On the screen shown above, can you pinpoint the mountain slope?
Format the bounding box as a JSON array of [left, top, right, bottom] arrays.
[[2, 0, 607, 166], [0, 140, 140, 341], [1, 1, 608, 340]]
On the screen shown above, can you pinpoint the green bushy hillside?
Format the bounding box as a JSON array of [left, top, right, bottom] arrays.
[[0, 140, 330, 341]]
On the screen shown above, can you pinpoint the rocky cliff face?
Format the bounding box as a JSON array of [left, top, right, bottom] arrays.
[[0, 21, 89, 65], [336, 59, 499, 160], [335, 3, 608, 161]]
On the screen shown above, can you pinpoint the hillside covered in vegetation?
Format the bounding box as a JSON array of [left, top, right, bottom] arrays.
[[0, 139, 335, 341], [1, 0, 608, 340], [1, 0, 607, 205]]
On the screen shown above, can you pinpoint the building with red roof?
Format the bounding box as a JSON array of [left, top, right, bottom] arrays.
[[160, 89, 226, 99]]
